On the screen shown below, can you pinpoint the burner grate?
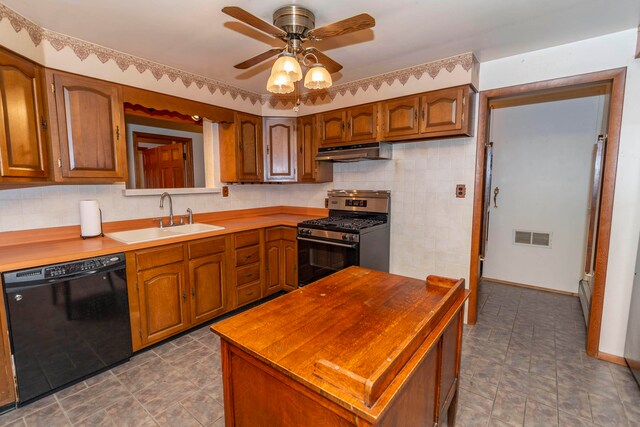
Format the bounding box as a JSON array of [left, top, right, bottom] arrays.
[[300, 215, 386, 231]]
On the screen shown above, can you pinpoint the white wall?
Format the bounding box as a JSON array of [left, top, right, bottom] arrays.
[[482, 96, 605, 293], [480, 29, 640, 357]]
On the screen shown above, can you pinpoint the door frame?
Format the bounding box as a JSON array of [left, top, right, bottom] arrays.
[[468, 68, 627, 358], [132, 131, 194, 188]]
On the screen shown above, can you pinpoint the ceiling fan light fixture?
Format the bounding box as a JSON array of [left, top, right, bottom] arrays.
[[304, 63, 332, 90], [271, 52, 302, 82], [267, 71, 295, 94]]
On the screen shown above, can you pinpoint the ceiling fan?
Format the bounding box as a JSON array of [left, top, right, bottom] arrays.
[[222, 5, 375, 93]]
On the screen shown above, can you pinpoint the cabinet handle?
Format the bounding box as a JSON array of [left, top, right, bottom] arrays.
[[41, 117, 47, 130], [116, 125, 120, 141], [57, 158, 62, 168], [182, 291, 187, 301], [266, 144, 270, 155], [246, 290, 255, 296], [245, 272, 253, 277], [239, 142, 243, 151], [422, 108, 426, 125], [414, 110, 418, 123], [191, 288, 195, 298], [244, 254, 253, 259]]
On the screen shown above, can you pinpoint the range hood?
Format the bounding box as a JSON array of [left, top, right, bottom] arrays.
[[315, 142, 393, 162]]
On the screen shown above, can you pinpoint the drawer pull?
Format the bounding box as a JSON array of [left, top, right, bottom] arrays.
[[246, 290, 255, 296], [244, 254, 253, 259], [245, 272, 253, 277]]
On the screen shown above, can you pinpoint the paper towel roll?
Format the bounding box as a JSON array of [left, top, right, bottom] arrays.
[[79, 200, 102, 238]]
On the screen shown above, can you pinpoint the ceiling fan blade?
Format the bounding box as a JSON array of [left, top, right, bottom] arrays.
[[222, 6, 287, 38], [305, 48, 343, 73], [234, 48, 284, 69], [307, 13, 375, 40]]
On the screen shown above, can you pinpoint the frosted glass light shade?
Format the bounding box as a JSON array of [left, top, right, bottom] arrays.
[[304, 64, 332, 90], [266, 71, 294, 94], [271, 53, 302, 82]]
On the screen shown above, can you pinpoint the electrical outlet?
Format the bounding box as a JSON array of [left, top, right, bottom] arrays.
[[222, 186, 229, 197], [456, 184, 466, 198]]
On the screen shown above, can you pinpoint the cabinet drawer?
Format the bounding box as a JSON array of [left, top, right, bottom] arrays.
[[236, 282, 261, 306], [236, 245, 260, 267], [266, 226, 297, 242], [188, 236, 226, 259], [136, 244, 184, 271], [236, 263, 261, 287], [234, 230, 260, 248]]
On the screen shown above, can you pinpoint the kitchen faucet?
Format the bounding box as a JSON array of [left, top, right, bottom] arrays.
[[159, 192, 174, 227]]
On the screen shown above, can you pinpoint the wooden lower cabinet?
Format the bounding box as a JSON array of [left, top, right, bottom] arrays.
[[230, 230, 264, 309], [265, 226, 298, 295], [0, 293, 15, 406], [128, 236, 230, 351], [189, 252, 226, 324], [137, 260, 188, 345]]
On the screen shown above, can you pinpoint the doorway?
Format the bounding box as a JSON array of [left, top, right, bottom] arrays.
[[469, 69, 627, 359], [132, 132, 195, 189]]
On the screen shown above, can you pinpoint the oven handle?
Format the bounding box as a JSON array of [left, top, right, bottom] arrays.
[[297, 237, 358, 249]]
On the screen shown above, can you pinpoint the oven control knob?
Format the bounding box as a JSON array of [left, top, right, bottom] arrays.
[[342, 234, 349, 241]]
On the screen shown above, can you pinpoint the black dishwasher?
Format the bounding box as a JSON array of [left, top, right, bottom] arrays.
[[2, 253, 132, 404]]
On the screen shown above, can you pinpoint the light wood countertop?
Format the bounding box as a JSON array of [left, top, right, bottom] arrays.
[[0, 206, 326, 272]]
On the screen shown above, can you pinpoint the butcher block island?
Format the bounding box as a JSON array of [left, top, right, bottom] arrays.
[[211, 266, 469, 426]]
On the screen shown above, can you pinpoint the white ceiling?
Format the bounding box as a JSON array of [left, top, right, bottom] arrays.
[[3, 0, 639, 94]]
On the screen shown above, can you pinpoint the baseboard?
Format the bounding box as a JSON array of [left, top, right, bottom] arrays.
[[596, 351, 627, 366], [481, 277, 578, 297]]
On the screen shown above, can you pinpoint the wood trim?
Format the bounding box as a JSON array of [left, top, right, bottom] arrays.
[[596, 351, 626, 366], [481, 277, 579, 297], [121, 85, 234, 124], [468, 68, 627, 357], [489, 83, 610, 109]]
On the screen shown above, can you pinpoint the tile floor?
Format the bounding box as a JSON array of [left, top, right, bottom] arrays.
[[456, 281, 640, 427], [0, 281, 638, 426]]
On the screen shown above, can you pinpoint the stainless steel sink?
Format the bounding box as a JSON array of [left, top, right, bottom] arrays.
[[106, 223, 225, 244]]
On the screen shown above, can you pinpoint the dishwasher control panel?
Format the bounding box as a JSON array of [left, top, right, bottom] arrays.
[[4, 253, 125, 284]]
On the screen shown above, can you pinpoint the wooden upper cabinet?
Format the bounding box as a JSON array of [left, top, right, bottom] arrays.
[[347, 104, 378, 143], [0, 48, 48, 182], [382, 95, 420, 139], [264, 117, 296, 182], [421, 86, 464, 134], [296, 115, 332, 183], [47, 71, 127, 181], [233, 112, 262, 182], [318, 110, 346, 146]]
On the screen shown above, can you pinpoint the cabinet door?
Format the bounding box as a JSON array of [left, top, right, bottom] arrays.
[[0, 49, 48, 180], [237, 113, 263, 182], [265, 240, 282, 294], [0, 299, 15, 405], [137, 262, 188, 345], [50, 72, 126, 180], [420, 87, 463, 134], [264, 118, 296, 182], [297, 116, 315, 182], [189, 253, 227, 325], [347, 104, 378, 143], [283, 239, 298, 291], [382, 96, 420, 139], [318, 110, 346, 146]]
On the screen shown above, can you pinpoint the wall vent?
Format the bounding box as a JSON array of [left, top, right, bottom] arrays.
[[513, 230, 552, 248]]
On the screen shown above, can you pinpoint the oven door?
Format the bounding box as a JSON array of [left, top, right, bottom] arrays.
[[297, 236, 359, 286]]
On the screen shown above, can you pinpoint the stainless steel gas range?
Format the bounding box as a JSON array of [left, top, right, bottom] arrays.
[[297, 190, 391, 286]]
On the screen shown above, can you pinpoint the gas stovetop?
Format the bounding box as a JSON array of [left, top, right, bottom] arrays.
[[299, 215, 387, 232]]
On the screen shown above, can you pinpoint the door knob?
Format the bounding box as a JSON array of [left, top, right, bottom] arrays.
[[493, 187, 500, 208]]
